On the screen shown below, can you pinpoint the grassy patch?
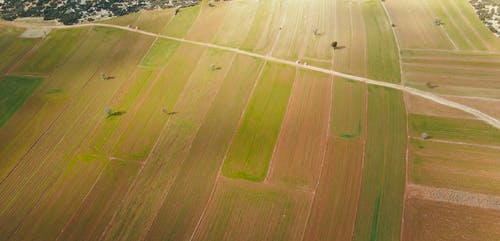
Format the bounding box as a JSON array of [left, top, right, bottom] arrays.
[[140, 38, 180, 67], [192, 178, 310, 241], [409, 114, 500, 145], [222, 63, 294, 182], [410, 138, 500, 195], [16, 28, 88, 74], [353, 86, 407, 241], [161, 5, 201, 38], [143, 55, 263, 241], [331, 78, 365, 138], [362, 0, 401, 83], [0, 76, 43, 127]]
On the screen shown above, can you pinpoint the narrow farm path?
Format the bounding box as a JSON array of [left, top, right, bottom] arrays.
[[2, 21, 500, 129]]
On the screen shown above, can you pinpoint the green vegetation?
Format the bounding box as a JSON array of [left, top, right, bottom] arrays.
[[85, 68, 158, 155], [141, 38, 180, 67], [144, 55, 263, 241], [112, 44, 205, 160], [353, 86, 407, 241], [362, 0, 401, 83], [0, 39, 37, 72], [410, 138, 500, 196], [409, 114, 500, 145], [0, 75, 43, 127], [222, 63, 294, 182], [16, 28, 88, 74], [240, 0, 274, 52], [331, 78, 365, 138], [194, 180, 308, 241], [161, 5, 201, 38]]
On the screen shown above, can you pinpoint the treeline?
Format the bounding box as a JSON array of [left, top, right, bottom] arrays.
[[0, 0, 199, 25]]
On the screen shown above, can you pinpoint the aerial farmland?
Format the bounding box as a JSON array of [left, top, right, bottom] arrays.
[[0, 0, 499, 240]]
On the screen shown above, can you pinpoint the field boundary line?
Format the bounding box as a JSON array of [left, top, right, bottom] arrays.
[[1, 21, 500, 129], [407, 184, 500, 211], [188, 57, 267, 241], [140, 52, 238, 241]]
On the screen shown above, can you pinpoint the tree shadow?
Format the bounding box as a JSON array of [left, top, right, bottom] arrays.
[[107, 111, 126, 118], [334, 46, 346, 50], [426, 82, 439, 89]]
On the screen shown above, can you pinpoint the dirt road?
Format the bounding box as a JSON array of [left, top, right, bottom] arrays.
[[3, 21, 500, 129]]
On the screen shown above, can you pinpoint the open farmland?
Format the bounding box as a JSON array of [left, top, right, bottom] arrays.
[[0, 0, 499, 240]]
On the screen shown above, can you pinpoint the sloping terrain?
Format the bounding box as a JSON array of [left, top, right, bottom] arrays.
[[0, 0, 498, 241]]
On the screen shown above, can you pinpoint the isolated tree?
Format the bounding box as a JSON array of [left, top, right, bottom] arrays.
[[105, 107, 113, 117], [331, 41, 338, 49]]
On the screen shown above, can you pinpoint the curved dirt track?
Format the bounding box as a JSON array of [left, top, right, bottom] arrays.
[[3, 21, 500, 129]]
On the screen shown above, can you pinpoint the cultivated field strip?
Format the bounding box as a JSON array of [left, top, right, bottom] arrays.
[[144, 54, 264, 241], [353, 86, 407, 241], [330, 78, 366, 138], [100, 49, 235, 241], [270, 0, 310, 60], [423, 0, 500, 51], [362, 1, 401, 84], [185, 1, 230, 43], [333, 0, 367, 76], [0, 0, 500, 239], [3, 19, 500, 129], [403, 198, 500, 241], [9, 154, 109, 240], [409, 114, 500, 146], [191, 177, 312, 241], [239, 0, 279, 53], [401, 50, 500, 98], [57, 159, 141, 240], [409, 130, 500, 196], [0, 27, 39, 74], [212, 0, 259, 48], [61, 44, 203, 241], [140, 38, 180, 68], [0, 76, 43, 127], [134, 9, 175, 34], [14, 28, 89, 75], [112, 43, 204, 161], [0, 27, 125, 181], [303, 0, 336, 64], [266, 70, 331, 190], [303, 137, 365, 241], [0, 31, 154, 239], [81, 68, 160, 156], [384, 0, 454, 50], [222, 63, 295, 182], [160, 5, 201, 38], [405, 93, 475, 119]]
